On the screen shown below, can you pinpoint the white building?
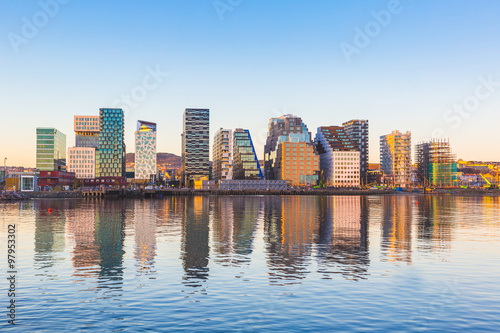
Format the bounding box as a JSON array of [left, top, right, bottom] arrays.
[[315, 126, 360, 187], [135, 121, 157, 180], [213, 128, 233, 181], [67, 147, 96, 179]]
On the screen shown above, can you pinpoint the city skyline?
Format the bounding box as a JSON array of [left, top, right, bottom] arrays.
[[1, 1, 500, 167]]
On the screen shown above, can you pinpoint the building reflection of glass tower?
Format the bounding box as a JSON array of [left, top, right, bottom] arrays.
[[416, 196, 453, 253], [264, 196, 318, 284], [381, 196, 413, 264], [133, 200, 157, 275], [181, 196, 210, 291], [211, 196, 261, 266], [34, 200, 70, 269], [94, 200, 126, 297], [316, 196, 370, 280]]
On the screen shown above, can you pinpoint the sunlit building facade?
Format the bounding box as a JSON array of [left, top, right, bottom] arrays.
[[96, 108, 125, 178], [181, 108, 210, 187], [74, 115, 100, 148], [36, 127, 66, 171], [343, 119, 369, 185], [264, 115, 319, 186], [135, 120, 157, 180], [213, 128, 233, 181], [380, 130, 412, 187], [232, 128, 263, 180], [315, 126, 360, 187], [67, 147, 96, 179]]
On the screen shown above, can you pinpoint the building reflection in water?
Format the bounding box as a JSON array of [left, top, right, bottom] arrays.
[[133, 200, 157, 276], [34, 200, 70, 271], [211, 196, 261, 266], [416, 196, 454, 254], [380, 196, 413, 264], [94, 200, 126, 297], [264, 196, 319, 284], [181, 196, 210, 293], [316, 196, 370, 281], [66, 202, 100, 279]]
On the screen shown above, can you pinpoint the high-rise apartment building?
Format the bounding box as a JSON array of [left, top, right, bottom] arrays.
[[135, 120, 157, 180], [232, 128, 263, 180], [264, 115, 319, 185], [416, 139, 457, 187], [67, 147, 96, 179], [96, 108, 125, 178], [74, 115, 100, 148], [36, 128, 66, 171], [315, 126, 360, 187], [343, 119, 369, 185], [213, 128, 232, 181], [380, 130, 412, 187], [181, 108, 209, 186]]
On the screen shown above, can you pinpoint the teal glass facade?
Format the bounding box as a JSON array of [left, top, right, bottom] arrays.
[[232, 129, 263, 180], [96, 108, 125, 177]]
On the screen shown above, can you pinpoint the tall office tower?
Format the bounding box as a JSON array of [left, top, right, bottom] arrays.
[[181, 108, 210, 187], [380, 130, 412, 187], [67, 115, 100, 179], [74, 115, 100, 148], [232, 128, 263, 180], [96, 108, 125, 178], [343, 119, 369, 185], [135, 120, 157, 180], [264, 114, 319, 186], [415, 139, 457, 187], [213, 128, 233, 182], [36, 128, 66, 171], [314, 126, 360, 187]]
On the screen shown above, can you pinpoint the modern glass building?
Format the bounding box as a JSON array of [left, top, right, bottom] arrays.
[[96, 108, 125, 178], [415, 139, 457, 187], [315, 126, 360, 187], [181, 108, 209, 187], [213, 128, 233, 181], [232, 128, 263, 180], [263, 115, 319, 185], [135, 120, 157, 180], [343, 119, 369, 185], [36, 128, 66, 171]]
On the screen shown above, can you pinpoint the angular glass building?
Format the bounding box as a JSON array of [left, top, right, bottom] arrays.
[[96, 108, 125, 178], [36, 128, 66, 171], [181, 108, 209, 187], [135, 120, 157, 180], [232, 128, 263, 180]]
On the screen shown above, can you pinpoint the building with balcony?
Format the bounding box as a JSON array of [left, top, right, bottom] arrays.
[[135, 120, 157, 180], [96, 108, 125, 178], [181, 108, 210, 187], [315, 126, 360, 187], [36, 128, 66, 171], [232, 128, 263, 180], [380, 130, 412, 187], [213, 128, 233, 181]]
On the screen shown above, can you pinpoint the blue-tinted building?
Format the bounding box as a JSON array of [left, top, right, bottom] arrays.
[[233, 128, 263, 180], [96, 108, 125, 177]]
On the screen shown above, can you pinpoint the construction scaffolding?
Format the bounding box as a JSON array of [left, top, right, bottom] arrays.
[[416, 139, 457, 187]]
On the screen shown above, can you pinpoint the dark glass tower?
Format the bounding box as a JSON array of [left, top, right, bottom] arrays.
[[232, 128, 263, 180], [181, 108, 209, 187]]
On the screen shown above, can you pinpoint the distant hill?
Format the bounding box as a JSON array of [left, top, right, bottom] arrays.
[[126, 152, 181, 170]]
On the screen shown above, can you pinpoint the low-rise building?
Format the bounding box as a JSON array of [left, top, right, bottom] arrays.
[[219, 179, 287, 190]]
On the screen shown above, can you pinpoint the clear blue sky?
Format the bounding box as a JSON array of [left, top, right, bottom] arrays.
[[1, 0, 499, 167]]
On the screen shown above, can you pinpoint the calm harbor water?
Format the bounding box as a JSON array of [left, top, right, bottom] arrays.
[[1, 195, 500, 331]]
